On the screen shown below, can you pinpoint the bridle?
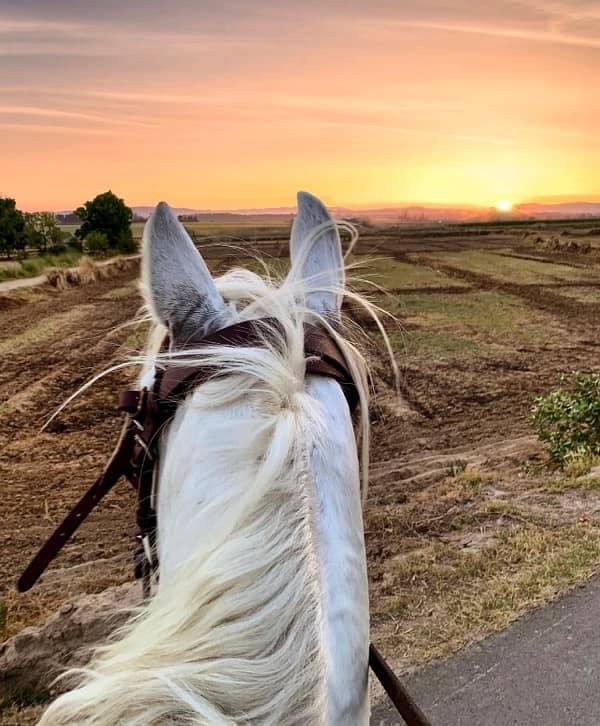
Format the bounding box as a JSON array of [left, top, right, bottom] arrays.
[[17, 316, 431, 726]]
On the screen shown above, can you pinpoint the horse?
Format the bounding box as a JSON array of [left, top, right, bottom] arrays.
[[39, 192, 377, 725]]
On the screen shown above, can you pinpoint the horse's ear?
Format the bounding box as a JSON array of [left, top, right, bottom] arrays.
[[288, 191, 344, 320], [142, 202, 227, 346]]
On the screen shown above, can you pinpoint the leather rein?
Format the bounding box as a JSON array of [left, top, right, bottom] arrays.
[[17, 316, 431, 726]]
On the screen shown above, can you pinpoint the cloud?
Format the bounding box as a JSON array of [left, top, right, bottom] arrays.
[[0, 105, 157, 127], [386, 18, 600, 50], [0, 122, 135, 136]]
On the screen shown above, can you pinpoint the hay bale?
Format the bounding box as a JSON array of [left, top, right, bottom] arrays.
[[45, 268, 68, 290], [44, 255, 139, 290]]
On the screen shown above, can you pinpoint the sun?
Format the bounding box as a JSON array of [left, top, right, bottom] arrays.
[[495, 199, 513, 213]]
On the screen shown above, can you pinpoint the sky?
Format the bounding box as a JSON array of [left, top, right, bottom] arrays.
[[1, 1, 599, 211]]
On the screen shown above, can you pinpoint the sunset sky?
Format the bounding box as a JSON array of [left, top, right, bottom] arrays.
[[1, 1, 599, 211]]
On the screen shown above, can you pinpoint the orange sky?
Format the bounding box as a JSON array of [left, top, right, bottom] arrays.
[[1, 1, 600, 211]]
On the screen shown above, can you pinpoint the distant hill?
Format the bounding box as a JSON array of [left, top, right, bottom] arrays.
[[515, 202, 600, 218], [57, 201, 600, 225]]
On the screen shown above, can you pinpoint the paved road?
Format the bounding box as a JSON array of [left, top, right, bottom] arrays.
[[371, 576, 600, 725]]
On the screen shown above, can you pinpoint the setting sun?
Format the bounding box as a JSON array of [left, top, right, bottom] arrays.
[[496, 200, 513, 213]]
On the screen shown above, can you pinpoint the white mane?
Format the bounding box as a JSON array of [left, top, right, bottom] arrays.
[[39, 256, 375, 725]]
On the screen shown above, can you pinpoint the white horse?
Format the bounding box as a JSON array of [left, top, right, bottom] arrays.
[[40, 192, 374, 725]]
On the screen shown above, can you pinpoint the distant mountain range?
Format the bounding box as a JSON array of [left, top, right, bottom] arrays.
[[56, 201, 600, 224], [129, 201, 600, 223]]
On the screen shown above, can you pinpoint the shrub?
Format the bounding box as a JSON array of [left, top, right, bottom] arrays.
[[84, 230, 110, 255], [115, 228, 136, 253], [48, 242, 67, 254], [532, 372, 600, 466]]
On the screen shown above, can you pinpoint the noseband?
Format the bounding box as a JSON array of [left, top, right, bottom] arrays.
[[17, 316, 430, 726]]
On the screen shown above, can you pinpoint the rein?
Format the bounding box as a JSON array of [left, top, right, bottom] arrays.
[[17, 317, 431, 726]]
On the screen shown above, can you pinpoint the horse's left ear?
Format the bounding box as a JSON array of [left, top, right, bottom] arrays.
[[288, 191, 344, 321], [142, 202, 228, 346]]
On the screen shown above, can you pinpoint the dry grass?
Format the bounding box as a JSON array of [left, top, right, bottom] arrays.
[[348, 257, 468, 291], [372, 520, 600, 664], [0, 306, 94, 357], [414, 249, 600, 285], [46, 256, 138, 290], [0, 702, 45, 725]]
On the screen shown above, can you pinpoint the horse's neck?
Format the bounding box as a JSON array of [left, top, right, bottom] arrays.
[[305, 376, 370, 725], [156, 375, 369, 725]]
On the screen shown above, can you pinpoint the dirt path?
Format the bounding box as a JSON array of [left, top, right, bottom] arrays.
[[0, 276, 47, 293]]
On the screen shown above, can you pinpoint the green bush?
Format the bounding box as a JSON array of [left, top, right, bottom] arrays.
[[532, 372, 600, 466], [84, 230, 110, 255], [48, 242, 67, 254], [0, 251, 82, 281], [115, 228, 136, 253]]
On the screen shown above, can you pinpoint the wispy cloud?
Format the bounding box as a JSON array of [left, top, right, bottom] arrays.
[[298, 119, 514, 146], [0, 106, 157, 127], [0, 122, 135, 137], [0, 18, 85, 34], [387, 19, 600, 50]]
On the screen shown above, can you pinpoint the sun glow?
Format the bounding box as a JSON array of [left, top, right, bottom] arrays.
[[495, 200, 513, 213]]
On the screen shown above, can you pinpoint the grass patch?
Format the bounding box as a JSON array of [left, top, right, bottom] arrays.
[[392, 330, 479, 361], [385, 290, 554, 346], [415, 249, 599, 285], [545, 476, 600, 495], [348, 257, 467, 291], [0, 252, 83, 282], [453, 466, 497, 498], [564, 455, 600, 479], [373, 521, 600, 663]]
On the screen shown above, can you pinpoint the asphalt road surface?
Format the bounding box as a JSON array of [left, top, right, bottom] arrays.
[[371, 576, 600, 725]]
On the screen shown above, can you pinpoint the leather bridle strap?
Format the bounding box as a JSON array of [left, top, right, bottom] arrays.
[[17, 419, 135, 593], [16, 316, 430, 726], [17, 318, 356, 593], [369, 644, 432, 726]]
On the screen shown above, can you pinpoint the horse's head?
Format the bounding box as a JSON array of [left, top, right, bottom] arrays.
[[41, 192, 373, 726]]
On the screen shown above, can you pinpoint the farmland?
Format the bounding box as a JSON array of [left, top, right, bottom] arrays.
[[1, 218, 600, 722]]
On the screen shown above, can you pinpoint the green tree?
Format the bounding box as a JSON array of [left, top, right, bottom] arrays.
[[24, 212, 64, 254], [0, 197, 26, 258], [75, 191, 134, 252]]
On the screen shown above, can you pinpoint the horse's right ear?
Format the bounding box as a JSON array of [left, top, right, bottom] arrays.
[[288, 191, 344, 321], [142, 202, 228, 346]]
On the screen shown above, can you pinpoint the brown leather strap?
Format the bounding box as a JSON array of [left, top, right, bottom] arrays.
[[157, 319, 358, 411], [17, 418, 135, 592], [17, 315, 427, 725], [17, 319, 358, 592], [369, 644, 432, 726]]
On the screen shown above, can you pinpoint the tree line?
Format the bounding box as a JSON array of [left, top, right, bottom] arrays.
[[0, 190, 136, 259]]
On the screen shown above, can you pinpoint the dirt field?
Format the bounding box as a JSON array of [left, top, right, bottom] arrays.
[[2, 221, 600, 722]]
